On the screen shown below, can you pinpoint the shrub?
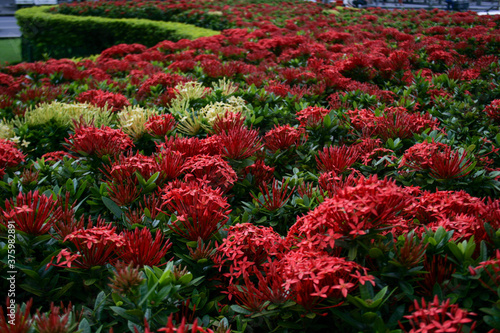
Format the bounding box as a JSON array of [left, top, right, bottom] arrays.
[[15, 6, 220, 61]]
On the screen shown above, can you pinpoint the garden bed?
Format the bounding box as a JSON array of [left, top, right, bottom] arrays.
[[1, 1, 500, 332]]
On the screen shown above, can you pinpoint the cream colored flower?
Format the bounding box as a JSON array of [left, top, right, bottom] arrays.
[[117, 106, 159, 140], [212, 78, 238, 96], [16, 102, 113, 130], [0, 121, 15, 140], [199, 96, 247, 131], [10, 136, 20, 145], [174, 81, 207, 101]]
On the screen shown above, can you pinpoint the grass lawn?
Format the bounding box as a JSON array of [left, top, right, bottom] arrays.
[[0, 38, 21, 65]]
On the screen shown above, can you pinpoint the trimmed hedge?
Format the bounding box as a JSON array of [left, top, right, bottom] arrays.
[[15, 6, 220, 61]]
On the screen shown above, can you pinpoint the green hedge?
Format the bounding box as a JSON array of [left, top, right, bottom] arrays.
[[15, 6, 220, 61]]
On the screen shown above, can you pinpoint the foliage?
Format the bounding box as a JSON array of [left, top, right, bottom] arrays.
[[15, 6, 220, 61], [1, 1, 500, 332]]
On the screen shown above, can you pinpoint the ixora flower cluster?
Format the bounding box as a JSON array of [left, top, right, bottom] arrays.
[[1, 0, 500, 332]]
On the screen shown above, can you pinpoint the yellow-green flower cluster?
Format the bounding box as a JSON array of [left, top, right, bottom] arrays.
[[200, 96, 247, 128], [118, 106, 159, 140], [169, 80, 244, 136], [17, 102, 113, 129], [0, 120, 15, 141]]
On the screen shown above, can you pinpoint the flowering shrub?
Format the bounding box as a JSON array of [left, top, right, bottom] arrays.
[[161, 180, 231, 241], [400, 296, 477, 332], [65, 123, 134, 158], [145, 114, 177, 137], [281, 248, 374, 311], [1, 1, 500, 332], [0, 191, 56, 235], [53, 226, 125, 269], [118, 228, 172, 267], [264, 124, 306, 153], [182, 154, 237, 193], [76, 89, 130, 112], [0, 139, 25, 177], [484, 99, 500, 122]]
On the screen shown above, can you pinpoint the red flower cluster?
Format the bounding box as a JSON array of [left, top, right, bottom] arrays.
[[242, 159, 275, 187], [406, 190, 490, 241], [251, 178, 295, 211], [484, 99, 500, 122], [316, 145, 360, 173], [217, 126, 263, 160], [217, 222, 375, 312], [0, 139, 25, 177], [145, 113, 177, 137], [216, 223, 287, 283], [400, 142, 475, 180], [400, 296, 476, 332], [144, 314, 227, 333], [264, 124, 306, 153], [289, 175, 413, 249], [76, 89, 130, 112], [118, 228, 172, 267], [34, 301, 81, 333], [102, 152, 160, 206], [53, 225, 125, 269], [157, 135, 205, 159], [182, 154, 237, 193], [106, 152, 160, 181], [296, 106, 331, 128], [41, 150, 75, 162], [66, 123, 134, 158], [99, 43, 147, 59], [347, 107, 440, 140], [1, 191, 57, 236], [317, 170, 360, 198], [0, 298, 33, 333], [161, 181, 231, 241], [211, 111, 246, 135], [282, 248, 374, 310], [156, 148, 185, 181], [137, 73, 187, 100]]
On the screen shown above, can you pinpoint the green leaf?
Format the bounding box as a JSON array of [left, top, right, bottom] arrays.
[[111, 292, 123, 306], [75, 180, 88, 200], [52, 282, 74, 300], [447, 242, 463, 261], [178, 273, 193, 285], [84, 279, 97, 286], [128, 320, 143, 333], [110, 306, 140, 322], [305, 312, 316, 319], [359, 283, 373, 300], [94, 291, 106, 321], [387, 304, 405, 327], [19, 284, 43, 296], [102, 196, 124, 219], [348, 245, 358, 260], [231, 305, 252, 315], [399, 280, 414, 296], [361, 312, 377, 324], [323, 115, 331, 127], [79, 318, 91, 333], [20, 269, 39, 280], [146, 172, 159, 185], [372, 286, 388, 302], [484, 315, 500, 329], [302, 195, 310, 207]]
